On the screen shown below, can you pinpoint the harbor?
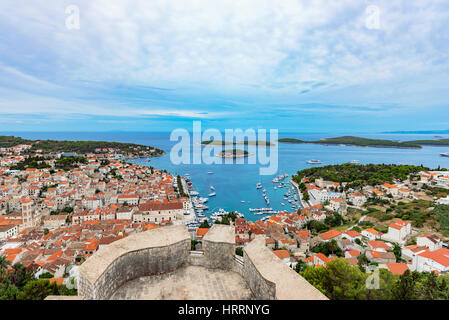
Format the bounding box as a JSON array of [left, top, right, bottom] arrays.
[[181, 170, 303, 228]]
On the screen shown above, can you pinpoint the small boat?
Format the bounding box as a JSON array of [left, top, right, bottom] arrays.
[[210, 186, 215, 190], [256, 182, 262, 189], [281, 203, 285, 206], [307, 159, 322, 164], [208, 192, 216, 197], [350, 160, 361, 164], [146, 159, 151, 162], [208, 171, 214, 174], [441, 152, 449, 157], [241, 200, 245, 203], [274, 186, 277, 190]]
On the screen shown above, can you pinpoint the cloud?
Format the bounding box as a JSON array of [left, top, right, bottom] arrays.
[[0, 0, 448, 130]]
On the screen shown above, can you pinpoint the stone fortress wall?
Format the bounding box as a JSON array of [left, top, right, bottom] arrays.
[[60, 224, 327, 300]]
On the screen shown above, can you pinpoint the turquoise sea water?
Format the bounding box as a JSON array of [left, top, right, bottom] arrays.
[[3, 131, 449, 221]]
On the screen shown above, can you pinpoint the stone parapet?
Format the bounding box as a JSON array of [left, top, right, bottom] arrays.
[[203, 224, 235, 270], [78, 224, 190, 299], [72, 225, 327, 300], [243, 236, 328, 300]]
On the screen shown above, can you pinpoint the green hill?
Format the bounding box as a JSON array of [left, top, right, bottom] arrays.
[[278, 136, 449, 149], [0, 135, 164, 156]]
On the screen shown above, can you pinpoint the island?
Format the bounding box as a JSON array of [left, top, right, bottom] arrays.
[[277, 136, 449, 149], [0, 135, 165, 158], [201, 140, 274, 147], [215, 148, 250, 158]]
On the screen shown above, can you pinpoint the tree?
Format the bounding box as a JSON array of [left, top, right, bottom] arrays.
[[7, 263, 33, 289], [322, 259, 367, 300], [0, 255, 11, 277], [357, 254, 369, 272], [419, 272, 449, 300], [39, 272, 54, 279], [295, 260, 307, 273], [16, 280, 58, 300], [300, 264, 327, 295], [0, 281, 18, 300], [392, 243, 402, 262], [365, 268, 395, 300], [301, 259, 368, 300], [199, 220, 210, 228], [311, 240, 343, 257], [191, 240, 199, 251], [235, 247, 243, 257], [392, 270, 419, 300]]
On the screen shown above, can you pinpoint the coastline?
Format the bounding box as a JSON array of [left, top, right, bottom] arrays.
[[290, 179, 310, 208]]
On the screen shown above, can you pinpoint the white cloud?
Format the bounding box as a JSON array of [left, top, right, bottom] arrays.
[[0, 0, 448, 117]]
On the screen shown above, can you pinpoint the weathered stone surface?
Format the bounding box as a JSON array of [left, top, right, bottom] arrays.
[[110, 265, 253, 300], [203, 224, 235, 270], [78, 225, 190, 299], [243, 236, 328, 300], [76, 224, 327, 300]]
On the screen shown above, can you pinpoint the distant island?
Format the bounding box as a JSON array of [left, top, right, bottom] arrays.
[[382, 129, 449, 134], [0, 135, 164, 158], [216, 149, 250, 158], [277, 136, 449, 149], [201, 140, 273, 147]]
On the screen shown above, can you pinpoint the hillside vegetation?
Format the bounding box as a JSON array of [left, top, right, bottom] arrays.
[[292, 163, 429, 188], [0, 135, 164, 155], [278, 136, 449, 149]]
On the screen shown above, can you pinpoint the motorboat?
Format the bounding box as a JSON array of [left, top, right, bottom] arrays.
[[350, 160, 361, 164], [208, 192, 216, 197], [307, 159, 322, 164], [441, 152, 449, 157]]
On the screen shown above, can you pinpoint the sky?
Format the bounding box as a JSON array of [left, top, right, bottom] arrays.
[[0, 0, 449, 133]]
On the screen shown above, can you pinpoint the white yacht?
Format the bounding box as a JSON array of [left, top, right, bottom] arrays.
[[307, 159, 322, 164], [256, 182, 262, 189], [208, 171, 214, 174], [441, 152, 449, 157], [210, 186, 215, 190], [208, 192, 216, 197], [350, 160, 361, 164]]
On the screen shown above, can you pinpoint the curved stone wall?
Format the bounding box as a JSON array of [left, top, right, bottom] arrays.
[[78, 225, 190, 300], [242, 236, 328, 300], [75, 224, 328, 300]]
